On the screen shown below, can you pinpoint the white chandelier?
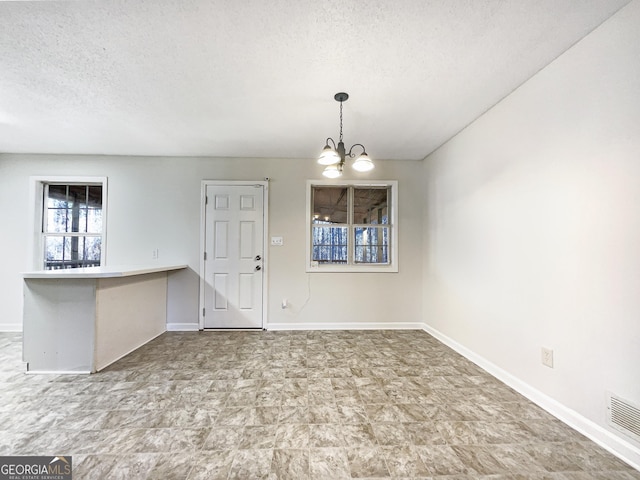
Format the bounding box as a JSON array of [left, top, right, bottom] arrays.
[[318, 92, 374, 178]]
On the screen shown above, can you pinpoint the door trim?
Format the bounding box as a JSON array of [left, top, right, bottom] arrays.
[[199, 180, 269, 330]]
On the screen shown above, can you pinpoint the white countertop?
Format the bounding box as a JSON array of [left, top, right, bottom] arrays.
[[23, 264, 188, 279]]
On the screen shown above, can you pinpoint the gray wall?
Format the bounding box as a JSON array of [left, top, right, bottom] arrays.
[[0, 155, 424, 331], [422, 0, 640, 465]]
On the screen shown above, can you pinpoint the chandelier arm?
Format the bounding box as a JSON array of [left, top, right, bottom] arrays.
[[347, 143, 367, 158], [325, 138, 337, 149]]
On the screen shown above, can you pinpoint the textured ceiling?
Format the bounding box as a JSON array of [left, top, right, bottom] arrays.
[[0, 0, 632, 160]]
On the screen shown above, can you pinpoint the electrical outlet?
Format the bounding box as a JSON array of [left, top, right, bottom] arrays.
[[541, 347, 554, 368], [152, 248, 159, 260]]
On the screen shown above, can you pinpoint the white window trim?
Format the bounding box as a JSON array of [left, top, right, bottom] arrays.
[[29, 176, 108, 270], [306, 179, 398, 273]]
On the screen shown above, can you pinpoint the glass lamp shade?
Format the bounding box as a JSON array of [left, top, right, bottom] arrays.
[[318, 145, 341, 165], [352, 153, 374, 172], [322, 164, 342, 178]]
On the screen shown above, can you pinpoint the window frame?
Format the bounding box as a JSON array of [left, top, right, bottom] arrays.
[[29, 176, 108, 270], [305, 179, 398, 273]]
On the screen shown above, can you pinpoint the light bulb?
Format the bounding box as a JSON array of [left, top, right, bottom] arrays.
[[352, 153, 374, 172], [322, 164, 342, 178], [318, 145, 340, 165]]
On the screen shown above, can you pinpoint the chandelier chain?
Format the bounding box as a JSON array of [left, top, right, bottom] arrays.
[[339, 100, 343, 142]]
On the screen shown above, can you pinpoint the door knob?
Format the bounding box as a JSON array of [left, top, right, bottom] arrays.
[[255, 265, 262, 271], [255, 255, 262, 261]]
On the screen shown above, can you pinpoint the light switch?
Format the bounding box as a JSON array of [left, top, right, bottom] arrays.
[[271, 236, 283, 246]]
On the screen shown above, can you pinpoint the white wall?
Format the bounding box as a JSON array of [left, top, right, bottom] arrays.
[[422, 0, 640, 466], [0, 155, 423, 332]]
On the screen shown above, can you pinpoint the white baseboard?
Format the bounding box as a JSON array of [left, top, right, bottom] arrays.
[[26, 370, 90, 375], [422, 322, 640, 471], [167, 323, 200, 332], [0, 324, 23, 332], [267, 322, 425, 331]]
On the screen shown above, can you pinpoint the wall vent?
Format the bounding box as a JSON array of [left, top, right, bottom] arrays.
[[608, 393, 640, 442]]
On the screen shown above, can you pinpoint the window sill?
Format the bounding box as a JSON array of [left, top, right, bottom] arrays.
[[306, 263, 398, 273]]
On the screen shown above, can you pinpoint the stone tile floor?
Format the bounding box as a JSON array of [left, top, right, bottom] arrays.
[[1, 330, 639, 479]]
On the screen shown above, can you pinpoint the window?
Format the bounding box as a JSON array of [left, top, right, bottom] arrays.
[[306, 180, 398, 272], [41, 181, 106, 269]]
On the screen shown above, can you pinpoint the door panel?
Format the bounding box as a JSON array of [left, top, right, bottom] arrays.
[[204, 184, 264, 328], [214, 274, 228, 310], [239, 273, 254, 309], [239, 221, 255, 258], [214, 221, 229, 258]]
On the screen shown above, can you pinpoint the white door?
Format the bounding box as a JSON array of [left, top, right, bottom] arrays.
[[203, 184, 265, 328]]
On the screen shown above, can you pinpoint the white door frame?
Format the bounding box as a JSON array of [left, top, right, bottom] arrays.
[[199, 180, 269, 329]]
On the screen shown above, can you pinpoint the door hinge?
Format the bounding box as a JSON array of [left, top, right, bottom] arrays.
[[204, 252, 207, 261], [205, 196, 208, 204], [202, 307, 205, 317]]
